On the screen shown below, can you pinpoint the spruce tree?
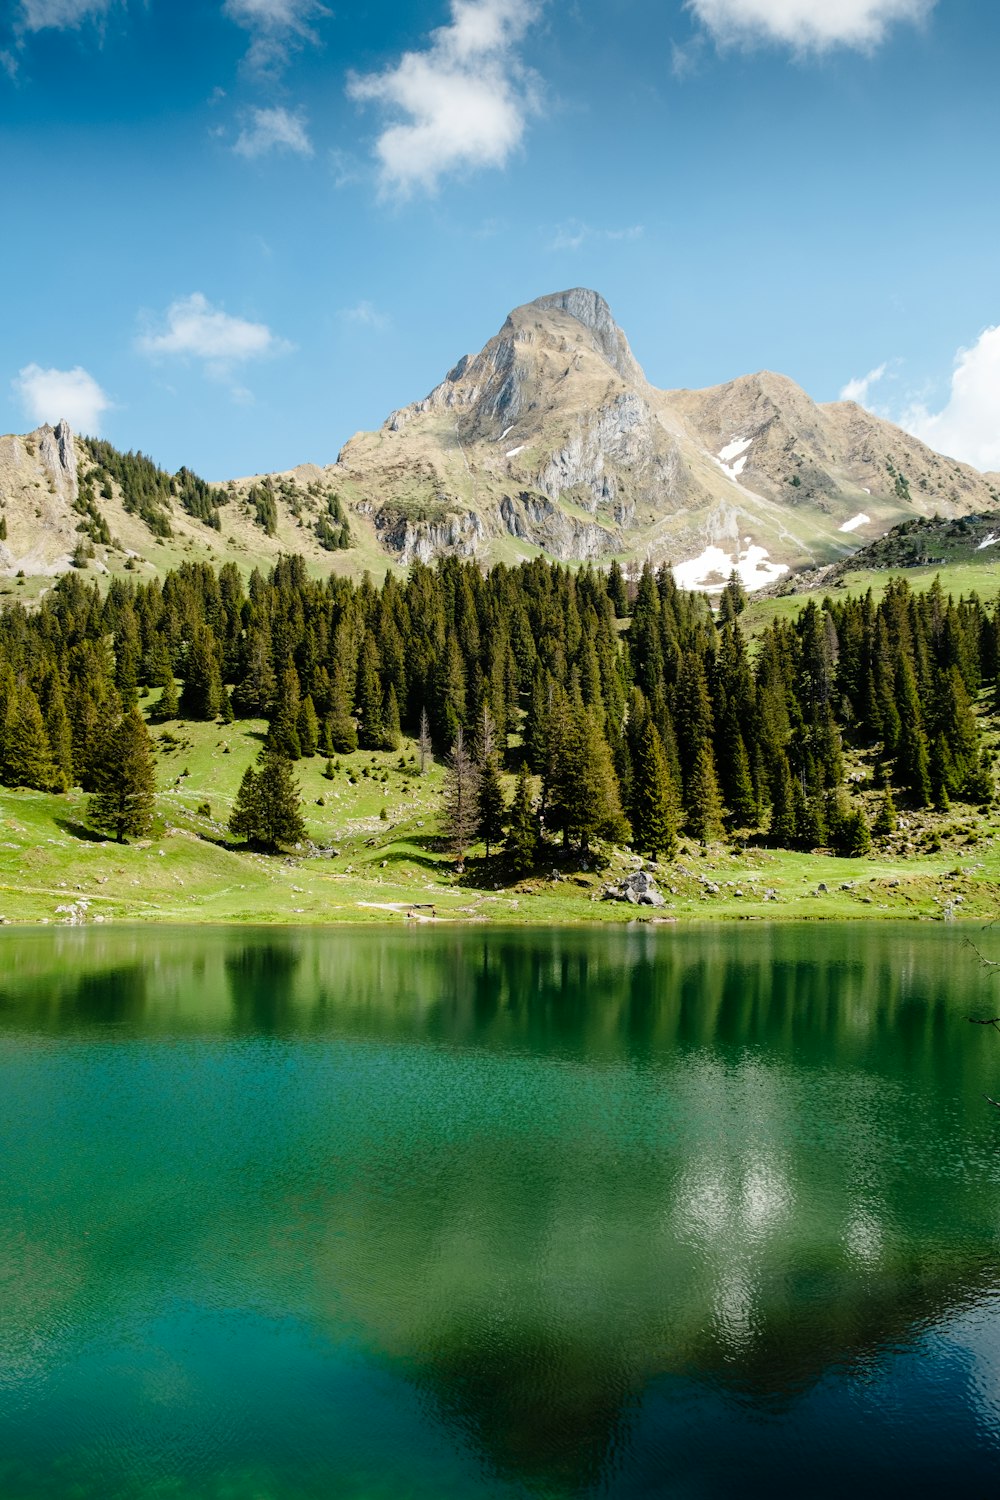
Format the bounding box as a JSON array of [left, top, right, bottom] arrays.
[[87, 707, 156, 843], [179, 624, 222, 720], [686, 742, 725, 844], [572, 708, 630, 854], [630, 718, 678, 862], [296, 695, 319, 757], [229, 751, 306, 853], [267, 665, 303, 759], [155, 658, 180, 721], [229, 763, 261, 845], [328, 666, 358, 753], [381, 683, 401, 751], [505, 764, 538, 873], [356, 635, 385, 750], [872, 788, 898, 838], [42, 672, 74, 791], [2, 688, 56, 790], [476, 752, 506, 858]]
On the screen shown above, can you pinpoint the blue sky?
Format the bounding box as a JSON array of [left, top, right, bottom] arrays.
[[2, 0, 998, 477]]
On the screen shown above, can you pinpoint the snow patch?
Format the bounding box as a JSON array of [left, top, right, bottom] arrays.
[[839, 512, 871, 534], [673, 544, 788, 593], [498, 426, 513, 442], [505, 445, 526, 458], [715, 436, 753, 483], [977, 534, 998, 551]]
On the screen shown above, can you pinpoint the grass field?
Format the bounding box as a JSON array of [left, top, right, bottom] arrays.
[[2, 708, 1000, 929]]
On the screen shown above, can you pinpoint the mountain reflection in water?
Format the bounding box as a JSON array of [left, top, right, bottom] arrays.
[[1, 924, 999, 1497]]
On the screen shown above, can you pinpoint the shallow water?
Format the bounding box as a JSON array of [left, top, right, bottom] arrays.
[[2, 923, 1000, 1496]]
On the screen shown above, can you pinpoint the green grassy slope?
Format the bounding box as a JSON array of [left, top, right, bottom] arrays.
[[2, 711, 1000, 927]]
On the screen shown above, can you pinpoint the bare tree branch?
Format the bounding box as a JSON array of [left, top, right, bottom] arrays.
[[963, 936, 1000, 972]]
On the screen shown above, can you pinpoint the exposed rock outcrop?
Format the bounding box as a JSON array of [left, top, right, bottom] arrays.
[[331, 288, 1000, 577]]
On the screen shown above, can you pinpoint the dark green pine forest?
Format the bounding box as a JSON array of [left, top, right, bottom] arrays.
[[0, 551, 996, 864]]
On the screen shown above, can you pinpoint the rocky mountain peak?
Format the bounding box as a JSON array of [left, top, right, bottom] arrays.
[[517, 288, 645, 384]]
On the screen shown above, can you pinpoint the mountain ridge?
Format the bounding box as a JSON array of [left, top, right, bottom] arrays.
[[2, 289, 998, 591]]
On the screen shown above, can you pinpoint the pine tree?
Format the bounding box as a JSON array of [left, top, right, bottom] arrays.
[[2, 687, 56, 790], [872, 788, 898, 838], [381, 683, 401, 751], [180, 624, 222, 720], [894, 655, 931, 806], [229, 763, 261, 845], [327, 665, 358, 753], [630, 718, 678, 862], [87, 707, 156, 843], [356, 635, 385, 750], [718, 569, 747, 622], [229, 750, 306, 853], [686, 742, 724, 844], [155, 657, 179, 721], [476, 752, 506, 858], [505, 764, 538, 873], [267, 664, 303, 759], [41, 671, 74, 791], [296, 695, 319, 757], [607, 559, 629, 618], [572, 708, 630, 854]]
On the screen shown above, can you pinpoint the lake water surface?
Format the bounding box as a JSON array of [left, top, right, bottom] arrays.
[[2, 923, 1000, 1497]]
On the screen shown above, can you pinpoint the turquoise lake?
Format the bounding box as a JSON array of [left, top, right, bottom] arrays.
[[2, 923, 1000, 1496]]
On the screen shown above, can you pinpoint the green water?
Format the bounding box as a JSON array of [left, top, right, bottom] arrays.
[[2, 924, 1000, 1497]]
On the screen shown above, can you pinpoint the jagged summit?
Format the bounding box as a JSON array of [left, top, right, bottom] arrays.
[[332, 290, 999, 580], [3, 292, 999, 589], [520, 288, 645, 383]]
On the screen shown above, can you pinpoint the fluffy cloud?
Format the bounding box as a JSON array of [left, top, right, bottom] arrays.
[[233, 105, 313, 159], [222, 0, 328, 73], [901, 326, 1000, 473], [14, 363, 111, 434], [686, 0, 935, 53], [347, 0, 540, 197], [17, 0, 112, 29], [839, 362, 887, 404], [137, 293, 290, 383]]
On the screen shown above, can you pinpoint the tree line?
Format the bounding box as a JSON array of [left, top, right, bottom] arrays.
[[0, 552, 995, 859]]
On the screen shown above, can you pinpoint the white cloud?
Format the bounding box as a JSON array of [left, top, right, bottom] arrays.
[[14, 363, 111, 434], [901, 326, 1000, 473], [17, 0, 113, 30], [340, 301, 390, 331], [547, 220, 643, 252], [234, 105, 313, 159], [686, 0, 935, 53], [347, 0, 541, 197], [136, 293, 290, 386], [839, 361, 887, 404], [0, 49, 17, 78], [222, 0, 328, 73]]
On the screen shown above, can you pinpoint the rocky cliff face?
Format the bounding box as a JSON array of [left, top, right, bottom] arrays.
[[331, 289, 1000, 584]]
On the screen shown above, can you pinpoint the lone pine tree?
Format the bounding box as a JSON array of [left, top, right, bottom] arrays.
[[229, 750, 306, 853]]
